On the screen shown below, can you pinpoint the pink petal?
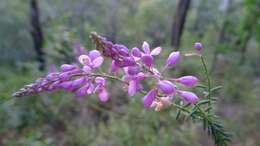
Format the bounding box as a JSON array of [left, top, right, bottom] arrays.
[[82, 66, 92, 73], [95, 77, 105, 85], [110, 60, 119, 73], [142, 41, 150, 54], [88, 50, 101, 60], [92, 57, 104, 68], [78, 55, 91, 65], [98, 89, 109, 102], [128, 80, 137, 96], [166, 51, 180, 66], [150, 47, 162, 56]]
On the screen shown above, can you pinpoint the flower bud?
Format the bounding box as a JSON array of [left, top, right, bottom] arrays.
[[60, 64, 77, 72], [194, 42, 203, 51], [166, 51, 180, 66], [157, 80, 176, 95], [176, 76, 198, 87], [71, 77, 86, 89], [177, 90, 199, 104]]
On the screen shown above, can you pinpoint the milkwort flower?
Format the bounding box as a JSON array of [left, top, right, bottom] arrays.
[[13, 32, 200, 110], [131, 41, 161, 67], [123, 68, 145, 96]]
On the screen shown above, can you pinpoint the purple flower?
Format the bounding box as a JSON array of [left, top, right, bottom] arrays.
[[78, 50, 104, 69], [166, 51, 180, 66], [131, 41, 161, 67], [157, 80, 176, 95], [194, 42, 203, 51], [177, 90, 199, 104], [176, 76, 198, 87], [94, 77, 109, 102], [142, 89, 157, 108], [123, 72, 145, 96]]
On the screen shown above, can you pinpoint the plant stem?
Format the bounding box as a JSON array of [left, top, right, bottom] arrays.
[[200, 56, 212, 113]]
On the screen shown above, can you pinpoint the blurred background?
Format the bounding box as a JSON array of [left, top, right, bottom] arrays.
[[0, 0, 259, 145]]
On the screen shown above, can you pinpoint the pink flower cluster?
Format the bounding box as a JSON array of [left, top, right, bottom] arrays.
[[13, 33, 200, 111]]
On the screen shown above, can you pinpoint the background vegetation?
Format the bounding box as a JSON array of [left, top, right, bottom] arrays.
[[0, 0, 259, 145]]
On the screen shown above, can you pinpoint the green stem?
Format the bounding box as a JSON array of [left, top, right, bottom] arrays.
[[200, 56, 212, 113]]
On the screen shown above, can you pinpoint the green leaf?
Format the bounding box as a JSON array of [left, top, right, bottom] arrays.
[[176, 110, 181, 120], [197, 99, 210, 106], [195, 84, 207, 89], [210, 86, 223, 92]]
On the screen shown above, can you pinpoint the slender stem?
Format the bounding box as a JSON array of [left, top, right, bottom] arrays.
[[200, 56, 212, 113]]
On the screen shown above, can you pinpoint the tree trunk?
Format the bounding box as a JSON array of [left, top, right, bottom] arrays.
[[30, 0, 45, 71], [171, 0, 191, 50]]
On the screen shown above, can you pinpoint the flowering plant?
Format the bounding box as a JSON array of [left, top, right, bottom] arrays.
[[13, 32, 231, 146]]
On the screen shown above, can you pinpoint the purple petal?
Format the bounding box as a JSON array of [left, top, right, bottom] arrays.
[[88, 50, 101, 60], [142, 89, 157, 108], [178, 90, 199, 104], [95, 77, 106, 85], [135, 72, 146, 81], [157, 80, 176, 95], [128, 80, 137, 96], [60, 81, 73, 90], [71, 77, 86, 89], [92, 56, 104, 68], [141, 54, 153, 67], [87, 83, 94, 94], [78, 55, 91, 65], [82, 66, 92, 73], [176, 76, 198, 87], [142, 41, 150, 54], [75, 84, 89, 97], [126, 66, 140, 75], [166, 51, 180, 66], [110, 60, 119, 73], [131, 47, 142, 58], [150, 47, 162, 56]]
